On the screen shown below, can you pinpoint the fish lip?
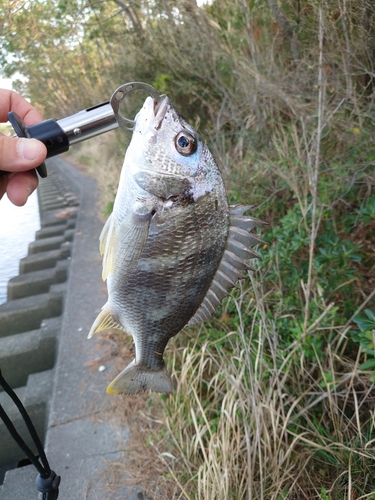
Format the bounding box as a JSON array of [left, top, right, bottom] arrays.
[[153, 95, 169, 129]]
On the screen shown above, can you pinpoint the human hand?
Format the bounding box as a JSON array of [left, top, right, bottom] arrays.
[[0, 90, 47, 206]]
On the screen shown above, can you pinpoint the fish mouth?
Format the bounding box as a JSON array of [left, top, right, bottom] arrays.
[[153, 95, 169, 129]]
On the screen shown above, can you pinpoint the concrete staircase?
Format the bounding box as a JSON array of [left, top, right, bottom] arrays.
[[0, 158, 143, 500], [0, 164, 78, 489]]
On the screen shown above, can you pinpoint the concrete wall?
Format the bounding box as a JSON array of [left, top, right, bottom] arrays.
[[0, 158, 144, 500]]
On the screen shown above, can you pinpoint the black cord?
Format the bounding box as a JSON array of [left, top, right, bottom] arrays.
[[0, 370, 50, 476], [0, 404, 45, 476], [0, 369, 60, 498]]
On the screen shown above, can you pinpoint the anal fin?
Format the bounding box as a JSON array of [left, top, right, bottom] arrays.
[[88, 304, 125, 339]]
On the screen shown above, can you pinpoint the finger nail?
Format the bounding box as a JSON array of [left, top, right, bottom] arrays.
[[17, 138, 43, 161]]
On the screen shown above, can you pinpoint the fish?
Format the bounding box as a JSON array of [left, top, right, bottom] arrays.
[[88, 94, 266, 395]]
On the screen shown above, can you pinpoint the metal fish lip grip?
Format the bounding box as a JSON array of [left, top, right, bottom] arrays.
[[4, 82, 163, 178]]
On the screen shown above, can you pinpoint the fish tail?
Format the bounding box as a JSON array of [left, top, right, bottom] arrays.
[[106, 360, 173, 395]]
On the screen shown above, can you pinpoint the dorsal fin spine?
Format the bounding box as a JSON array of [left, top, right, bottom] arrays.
[[228, 240, 260, 260], [230, 215, 267, 231], [187, 205, 265, 326], [219, 260, 243, 281]]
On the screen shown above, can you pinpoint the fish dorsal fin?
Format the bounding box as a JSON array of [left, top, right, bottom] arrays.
[[88, 304, 126, 338], [100, 213, 115, 281], [188, 205, 267, 326]]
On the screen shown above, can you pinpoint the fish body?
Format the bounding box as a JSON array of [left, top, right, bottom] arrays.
[[89, 95, 265, 395]]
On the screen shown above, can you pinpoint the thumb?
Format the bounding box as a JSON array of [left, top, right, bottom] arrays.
[[0, 135, 47, 172]]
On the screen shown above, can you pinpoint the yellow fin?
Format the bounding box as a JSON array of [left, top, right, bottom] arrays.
[[88, 305, 125, 339]]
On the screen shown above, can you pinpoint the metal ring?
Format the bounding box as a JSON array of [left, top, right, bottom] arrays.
[[110, 82, 161, 130]]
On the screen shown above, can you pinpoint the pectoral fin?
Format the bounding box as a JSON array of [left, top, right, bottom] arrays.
[[100, 213, 115, 281], [134, 171, 193, 200], [100, 209, 152, 281], [116, 211, 151, 269], [99, 213, 113, 256]]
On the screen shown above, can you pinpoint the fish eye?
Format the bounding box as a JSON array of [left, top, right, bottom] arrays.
[[175, 131, 197, 156]]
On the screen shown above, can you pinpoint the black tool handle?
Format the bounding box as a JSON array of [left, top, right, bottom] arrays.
[[0, 82, 162, 181], [5, 112, 70, 178]]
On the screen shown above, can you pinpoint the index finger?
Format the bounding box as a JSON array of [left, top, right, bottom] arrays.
[[0, 89, 43, 126]]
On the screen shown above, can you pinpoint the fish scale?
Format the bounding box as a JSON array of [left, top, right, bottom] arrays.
[[88, 94, 266, 395]]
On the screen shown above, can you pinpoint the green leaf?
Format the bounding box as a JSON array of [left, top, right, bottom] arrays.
[[359, 359, 375, 371], [364, 309, 375, 322], [354, 319, 375, 332]]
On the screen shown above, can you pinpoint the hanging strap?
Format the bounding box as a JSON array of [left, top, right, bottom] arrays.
[[0, 369, 60, 499]]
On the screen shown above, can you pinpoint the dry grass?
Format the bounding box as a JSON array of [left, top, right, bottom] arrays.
[[155, 276, 375, 500], [89, 280, 375, 499], [88, 283, 375, 500]]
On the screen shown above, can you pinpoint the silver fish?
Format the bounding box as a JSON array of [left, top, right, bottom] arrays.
[[88, 95, 266, 394]]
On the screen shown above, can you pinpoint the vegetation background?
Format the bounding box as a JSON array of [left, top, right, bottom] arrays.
[[1, 0, 375, 498]]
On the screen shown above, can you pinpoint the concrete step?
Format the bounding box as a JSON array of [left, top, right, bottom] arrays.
[[28, 235, 66, 254], [42, 201, 70, 211], [0, 292, 63, 337], [35, 225, 75, 247], [7, 261, 68, 300], [35, 223, 69, 239], [34, 228, 75, 244], [0, 465, 38, 500], [39, 192, 79, 208], [39, 192, 79, 209], [0, 369, 54, 466], [41, 210, 77, 228], [19, 245, 71, 274], [0, 318, 60, 389], [62, 229, 75, 242], [40, 194, 65, 204]]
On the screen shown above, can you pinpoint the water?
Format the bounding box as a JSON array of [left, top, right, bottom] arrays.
[[0, 191, 40, 304]]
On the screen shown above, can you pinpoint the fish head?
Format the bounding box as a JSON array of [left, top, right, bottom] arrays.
[[128, 96, 203, 178]]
